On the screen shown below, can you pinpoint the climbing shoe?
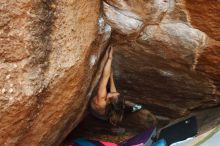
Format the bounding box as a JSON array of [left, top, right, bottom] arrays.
[[124, 101, 143, 113]]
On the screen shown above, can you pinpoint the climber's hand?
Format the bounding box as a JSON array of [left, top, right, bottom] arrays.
[[106, 92, 120, 102]]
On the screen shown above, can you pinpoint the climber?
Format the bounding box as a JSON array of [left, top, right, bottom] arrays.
[[90, 47, 142, 126]]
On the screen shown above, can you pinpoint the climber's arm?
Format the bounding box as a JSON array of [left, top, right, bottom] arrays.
[[107, 58, 120, 101], [97, 48, 113, 99], [110, 71, 117, 93]]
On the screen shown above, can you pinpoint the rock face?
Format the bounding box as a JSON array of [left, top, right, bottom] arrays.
[[103, 0, 220, 118], [1, 0, 220, 145], [0, 0, 111, 145]]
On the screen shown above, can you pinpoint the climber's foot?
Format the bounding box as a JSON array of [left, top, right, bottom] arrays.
[[124, 101, 143, 113], [131, 104, 142, 112]]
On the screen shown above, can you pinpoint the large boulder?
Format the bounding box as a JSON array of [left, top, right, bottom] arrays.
[[0, 0, 111, 145], [103, 0, 220, 118], [1, 0, 220, 145]]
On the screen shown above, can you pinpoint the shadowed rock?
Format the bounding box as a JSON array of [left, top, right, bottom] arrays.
[[104, 0, 220, 118]]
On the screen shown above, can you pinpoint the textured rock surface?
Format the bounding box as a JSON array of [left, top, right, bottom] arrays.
[[185, 0, 220, 90], [103, 0, 220, 118], [1, 0, 220, 145], [0, 0, 111, 145]]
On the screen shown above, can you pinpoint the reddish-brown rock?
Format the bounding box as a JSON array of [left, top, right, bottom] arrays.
[[185, 0, 220, 41], [0, 0, 111, 145], [185, 0, 220, 91], [1, 0, 220, 145]]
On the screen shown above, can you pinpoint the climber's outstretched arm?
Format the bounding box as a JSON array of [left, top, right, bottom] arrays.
[[110, 71, 117, 93], [97, 47, 113, 99]]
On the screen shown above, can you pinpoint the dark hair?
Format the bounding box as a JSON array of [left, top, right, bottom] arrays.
[[105, 96, 125, 126]]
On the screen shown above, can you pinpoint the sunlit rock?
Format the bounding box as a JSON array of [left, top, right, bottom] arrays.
[[139, 23, 207, 65], [103, 2, 143, 35], [0, 0, 110, 145]]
